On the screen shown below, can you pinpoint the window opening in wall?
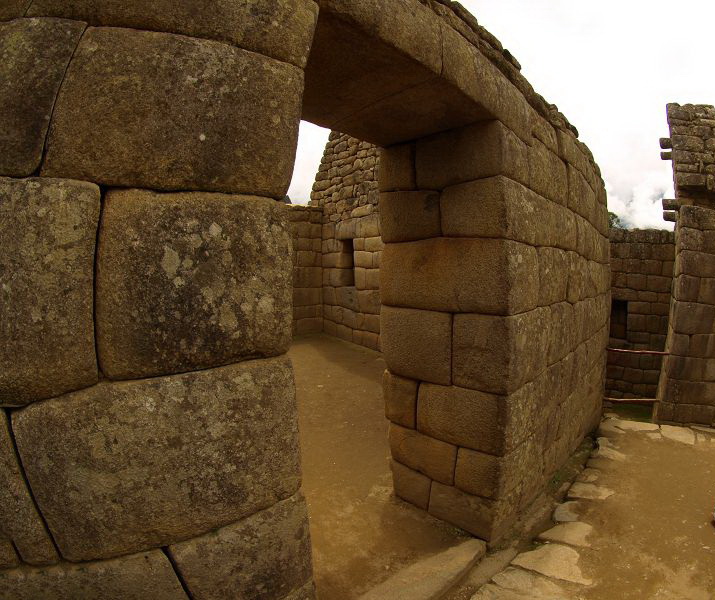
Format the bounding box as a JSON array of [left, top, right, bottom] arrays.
[[610, 299, 628, 342], [340, 238, 355, 286]]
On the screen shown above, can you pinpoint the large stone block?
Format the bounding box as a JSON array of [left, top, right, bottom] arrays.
[[12, 357, 301, 561], [380, 191, 441, 242], [169, 493, 312, 600], [453, 308, 551, 395], [0, 177, 99, 405], [389, 423, 457, 485], [0, 550, 188, 600], [415, 121, 529, 190], [96, 190, 291, 380], [441, 176, 556, 247], [0, 18, 85, 176], [380, 306, 452, 385], [42, 27, 303, 196], [391, 460, 431, 509], [379, 143, 416, 192], [0, 1, 31, 20], [383, 370, 418, 428], [381, 238, 539, 315], [26, 0, 318, 68], [417, 382, 539, 456], [0, 411, 58, 565], [528, 139, 568, 204]]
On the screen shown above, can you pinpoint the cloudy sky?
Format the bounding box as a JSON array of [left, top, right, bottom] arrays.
[[288, 1, 715, 230]]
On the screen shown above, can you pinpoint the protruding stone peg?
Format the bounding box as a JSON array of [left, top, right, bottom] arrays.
[[662, 198, 679, 211], [660, 137, 672, 149], [663, 211, 677, 222], [660, 151, 672, 160]]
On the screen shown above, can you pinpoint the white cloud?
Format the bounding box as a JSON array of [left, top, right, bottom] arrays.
[[288, 1, 715, 227], [287, 121, 330, 205]]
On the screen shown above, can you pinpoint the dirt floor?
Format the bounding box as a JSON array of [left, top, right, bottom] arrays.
[[289, 334, 469, 600], [578, 423, 715, 599]]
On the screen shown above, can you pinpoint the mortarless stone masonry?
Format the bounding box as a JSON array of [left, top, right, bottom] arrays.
[[2, 0, 614, 594], [656, 103, 715, 427]]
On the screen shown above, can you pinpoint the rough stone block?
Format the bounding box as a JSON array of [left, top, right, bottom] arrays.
[[0, 1, 31, 20], [168, 493, 312, 600], [0, 411, 58, 565], [441, 176, 555, 246], [12, 357, 301, 561], [380, 191, 441, 242], [453, 308, 550, 395], [537, 247, 570, 306], [381, 238, 539, 315], [381, 306, 452, 385], [383, 370, 418, 428], [0, 550, 188, 600], [42, 27, 303, 196], [0, 18, 85, 176], [389, 424, 457, 485], [96, 190, 291, 380], [417, 383, 537, 456], [0, 177, 99, 405], [379, 143, 416, 192], [27, 0, 319, 68], [391, 460, 431, 510], [415, 121, 529, 190]]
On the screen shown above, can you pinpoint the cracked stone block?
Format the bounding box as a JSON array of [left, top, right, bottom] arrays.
[[0, 550, 188, 599], [96, 190, 292, 380], [26, 0, 319, 68], [42, 27, 304, 196], [169, 493, 313, 600], [0, 411, 58, 565], [0, 177, 99, 405], [12, 357, 301, 561], [0, 17, 85, 176]]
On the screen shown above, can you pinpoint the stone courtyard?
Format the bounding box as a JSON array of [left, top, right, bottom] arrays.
[[1, 1, 714, 599]]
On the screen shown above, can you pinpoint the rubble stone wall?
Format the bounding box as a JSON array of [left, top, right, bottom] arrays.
[[607, 229, 674, 398], [658, 103, 715, 427], [0, 5, 318, 599]]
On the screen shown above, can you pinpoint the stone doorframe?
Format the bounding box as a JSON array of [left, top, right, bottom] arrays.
[[0, 1, 609, 597]]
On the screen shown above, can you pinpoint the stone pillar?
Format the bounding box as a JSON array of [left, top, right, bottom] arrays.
[[656, 103, 715, 427], [0, 4, 319, 599], [379, 119, 610, 543]]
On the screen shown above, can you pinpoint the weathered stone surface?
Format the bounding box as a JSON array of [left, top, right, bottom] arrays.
[[0, 18, 85, 176], [383, 370, 418, 428], [360, 539, 485, 600], [0, 177, 99, 405], [0, 539, 19, 570], [12, 357, 301, 561], [660, 424, 695, 445], [0, 411, 58, 565], [0, 1, 32, 20], [96, 190, 292, 380], [553, 501, 581, 523], [379, 143, 416, 192], [391, 460, 431, 509], [381, 238, 539, 315], [42, 27, 303, 196], [26, 0, 319, 68], [537, 522, 593, 548], [488, 567, 570, 599], [511, 544, 591, 585], [453, 308, 550, 395], [285, 581, 317, 600], [566, 483, 613, 501], [389, 424, 457, 485], [379, 191, 441, 242], [381, 306, 452, 385], [169, 493, 312, 600], [0, 550, 188, 599], [415, 121, 528, 190]]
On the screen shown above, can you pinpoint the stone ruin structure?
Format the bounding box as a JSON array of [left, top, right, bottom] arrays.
[[655, 103, 715, 427], [1, 0, 616, 597]]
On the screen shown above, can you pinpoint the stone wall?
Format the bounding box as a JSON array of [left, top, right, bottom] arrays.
[[289, 205, 324, 336], [607, 229, 674, 398], [0, 6, 318, 599], [657, 104, 715, 427]]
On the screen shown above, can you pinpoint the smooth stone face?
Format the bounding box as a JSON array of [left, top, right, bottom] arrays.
[[12, 357, 301, 561], [42, 27, 304, 196], [169, 493, 313, 600], [0, 411, 58, 565], [0, 18, 85, 176], [0, 177, 99, 405], [96, 190, 292, 380], [0, 550, 188, 600], [26, 0, 319, 67]]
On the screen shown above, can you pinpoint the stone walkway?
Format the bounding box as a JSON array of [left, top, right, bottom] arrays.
[[470, 416, 715, 600], [289, 334, 470, 600]]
